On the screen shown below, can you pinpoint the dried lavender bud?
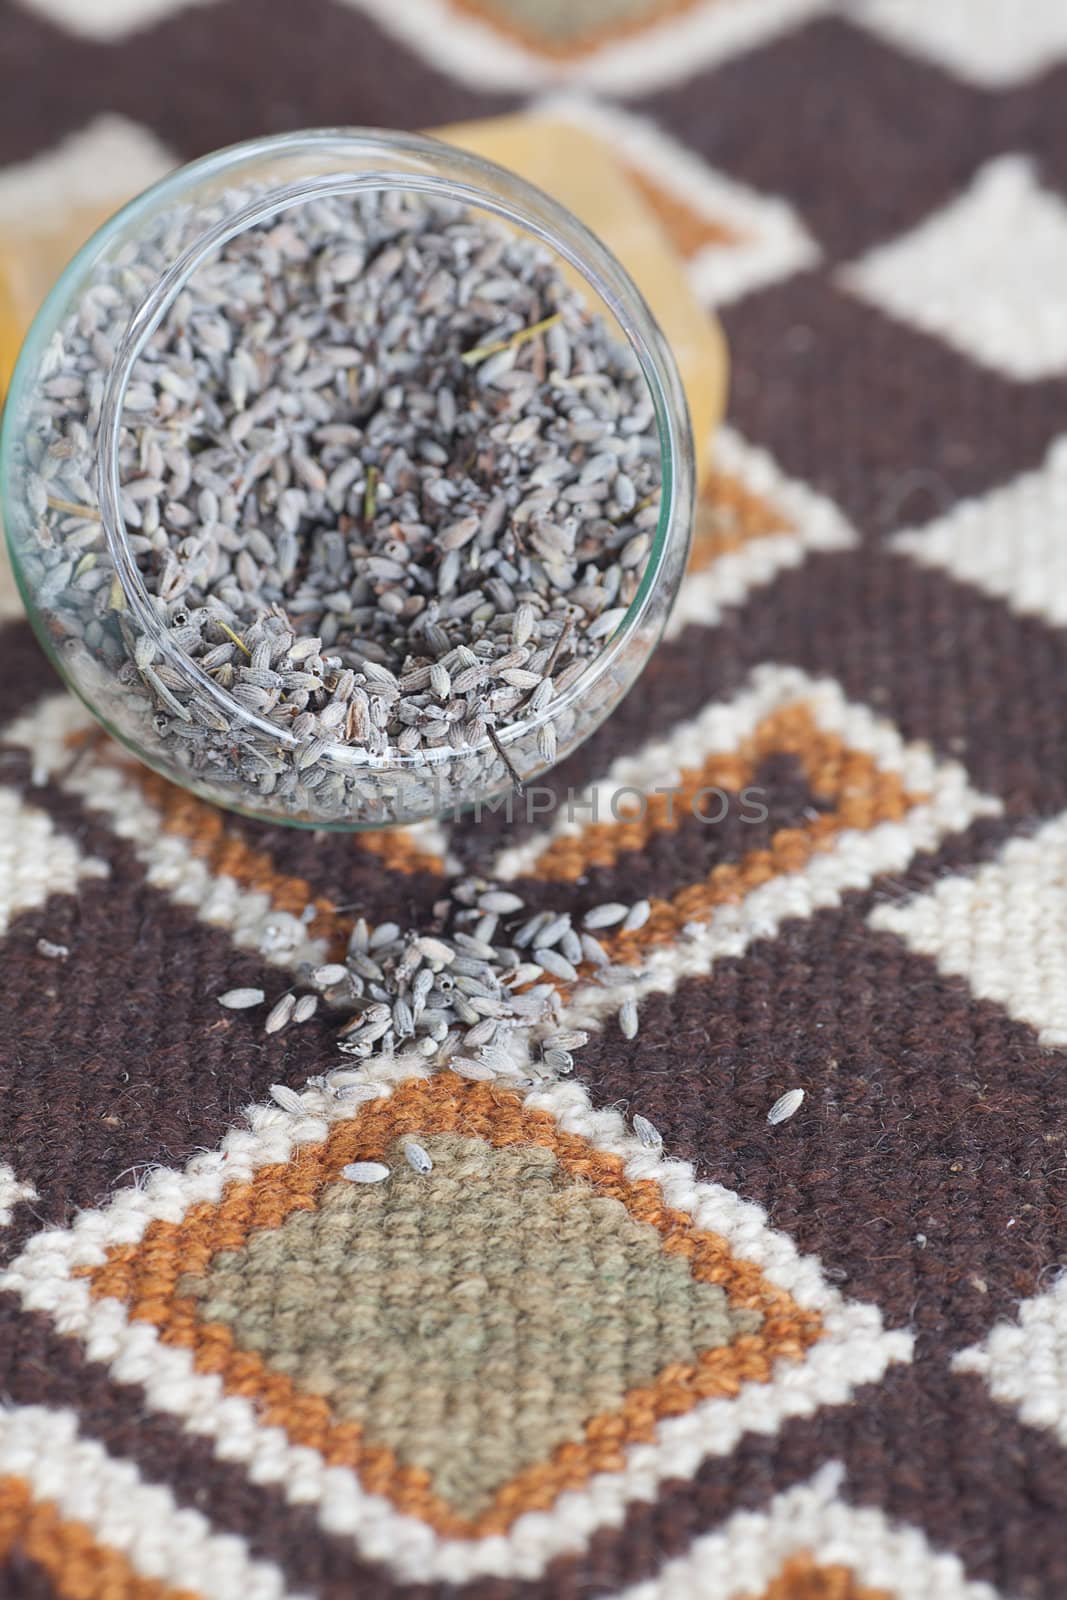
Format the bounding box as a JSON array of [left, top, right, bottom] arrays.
[[218, 987, 266, 1009]]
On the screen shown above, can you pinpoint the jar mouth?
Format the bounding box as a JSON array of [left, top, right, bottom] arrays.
[[72, 129, 695, 770]]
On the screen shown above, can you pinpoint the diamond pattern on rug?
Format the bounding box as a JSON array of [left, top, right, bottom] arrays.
[[340, 0, 834, 94], [505, 683, 928, 889], [842, 156, 1067, 382], [637, 15, 1000, 261], [492, 664, 999, 1037], [448, 0, 695, 56], [1, 692, 449, 972], [1, 1067, 908, 1583], [869, 807, 1067, 1049], [0, 1404, 296, 1600], [572, 892, 1067, 1359], [73, 1076, 818, 1539], [721, 272, 1067, 533], [2, 4, 1067, 1595], [666, 427, 855, 635], [602, 1464, 1000, 1600], [0, 0, 515, 181], [0, 866, 343, 1229], [539, 97, 818, 303], [178, 1130, 762, 1523], [852, 0, 1067, 90], [889, 436, 1067, 627], [954, 1279, 1067, 1449]]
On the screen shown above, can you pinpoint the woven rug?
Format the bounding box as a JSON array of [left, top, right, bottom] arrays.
[[3, 2, 1067, 1596]]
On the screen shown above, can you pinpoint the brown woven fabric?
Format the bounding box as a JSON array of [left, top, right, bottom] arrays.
[[3, 2, 1067, 1596]]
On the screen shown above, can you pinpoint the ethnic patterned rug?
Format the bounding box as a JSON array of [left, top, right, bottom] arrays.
[[3, 2, 1067, 1597]]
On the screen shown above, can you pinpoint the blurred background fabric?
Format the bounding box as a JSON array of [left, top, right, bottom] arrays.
[[3, 2, 1067, 1597]]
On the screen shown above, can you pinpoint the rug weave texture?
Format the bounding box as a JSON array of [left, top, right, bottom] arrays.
[[3, 2, 1067, 1597]]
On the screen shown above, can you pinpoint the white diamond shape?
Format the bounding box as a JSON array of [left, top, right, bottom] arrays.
[[0, 115, 175, 225], [854, 0, 1067, 89], [665, 428, 856, 634], [14, 0, 219, 42], [0, 785, 107, 937], [955, 1279, 1067, 1445], [870, 808, 1067, 1050], [890, 436, 1067, 627], [614, 1463, 1001, 1600], [842, 156, 1067, 380]]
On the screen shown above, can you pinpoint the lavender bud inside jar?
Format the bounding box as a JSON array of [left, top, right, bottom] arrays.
[[1, 130, 694, 828]]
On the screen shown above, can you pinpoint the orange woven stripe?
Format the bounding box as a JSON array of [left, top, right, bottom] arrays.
[[449, 0, 705, 61], [0, 1476, 200, 1600], [532, 703, 921, 887], [605, 723, 921, 962], [133, 765, 443, 882], [82, 1075, 821, 1538], [621, 164, 744, 259], [67, 726, 446, 955], [749, 1551, 893, 1600], [133, 767, 353, 948], [688, 467, 795, 572]]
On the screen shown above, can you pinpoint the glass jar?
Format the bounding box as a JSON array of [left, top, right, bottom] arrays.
[[1, 129, 694, 829]]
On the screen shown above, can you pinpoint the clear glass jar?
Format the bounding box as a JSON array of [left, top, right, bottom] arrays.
[[1, 129, 694, 829]]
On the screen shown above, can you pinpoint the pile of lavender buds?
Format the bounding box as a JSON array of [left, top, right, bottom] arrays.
[[219, 879, 652, 1093], [18, 187, 662, 822]]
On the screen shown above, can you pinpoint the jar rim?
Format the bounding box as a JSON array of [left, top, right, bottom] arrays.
[[10, 127, 695, 773]]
